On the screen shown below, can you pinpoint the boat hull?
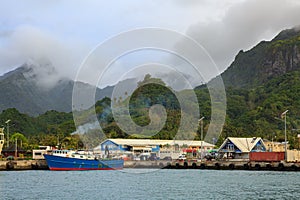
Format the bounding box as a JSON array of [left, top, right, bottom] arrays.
[[44, 154, 124, 171]]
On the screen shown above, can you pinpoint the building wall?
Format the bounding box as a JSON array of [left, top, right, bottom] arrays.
[[32, 150, 47, 160], [100, 139, 214, 159], [219, 140, 241, 153], [219, 138, 266, 160], [32, 146, 52, 159], [264, 141, 289, 152], [151, 145, 160, 152], [287, 150, 300, 162], [252, 140, 266, 152], [100, 140, 123, 152], [233, 153, 249, 159]]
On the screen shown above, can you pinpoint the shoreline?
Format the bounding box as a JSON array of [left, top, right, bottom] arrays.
[[1, 160, 300, 171]]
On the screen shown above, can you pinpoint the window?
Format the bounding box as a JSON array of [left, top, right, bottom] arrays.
[[227, 144, 234, 150], [34, 152, 42, 156]]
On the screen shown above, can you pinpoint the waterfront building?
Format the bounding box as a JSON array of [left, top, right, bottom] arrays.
[[0, 128, 4, 155], [264, 140, 289, 152], [287, 149, 300, 162], [218, 137, 266, 159], [2, 144, 26, 158], [32, 146, 52, 159], [97, 139, 215, 159]]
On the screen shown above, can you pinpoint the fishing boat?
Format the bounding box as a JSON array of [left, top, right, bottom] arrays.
[[44, 150, 124, 171]]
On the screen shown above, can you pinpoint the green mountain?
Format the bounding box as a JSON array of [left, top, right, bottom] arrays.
[[211, 27, 300, 148], [0, 62, 113, 116], [221, 27, 300, 89], [1, 27, 300, 149]]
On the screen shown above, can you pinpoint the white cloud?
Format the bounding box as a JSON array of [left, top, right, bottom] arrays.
[[0, 0, 300, 88], [0, 25, 90, 86], [185, 0, 300, 73]]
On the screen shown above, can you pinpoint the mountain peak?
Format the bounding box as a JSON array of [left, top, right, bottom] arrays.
[[23, 58, 57, 77], [0, 63, 114, 116], [221, 26, 300, 89], [273, 26, 300, 41]]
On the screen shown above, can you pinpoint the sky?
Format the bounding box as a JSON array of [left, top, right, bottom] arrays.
[[0, 0, 300, 88]]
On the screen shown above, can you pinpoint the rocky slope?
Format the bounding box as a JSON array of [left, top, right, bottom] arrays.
[[221, 27, 300, 88]]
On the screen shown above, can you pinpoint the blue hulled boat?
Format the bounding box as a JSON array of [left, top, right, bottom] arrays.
[[44, 150, 124, 171]]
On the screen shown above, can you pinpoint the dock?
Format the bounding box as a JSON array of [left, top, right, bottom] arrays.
[[125, 160, 300, 171], [166, 160, 300, 171], [0, 160, 48, 171], [1, 159, 300, 171], [124, 160, 300, 171]]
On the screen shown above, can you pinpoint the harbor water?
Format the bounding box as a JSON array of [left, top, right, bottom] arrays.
[[1, 169, 300, 199]]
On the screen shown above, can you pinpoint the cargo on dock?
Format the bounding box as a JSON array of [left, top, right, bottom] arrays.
[[250, 152, 285, 162]]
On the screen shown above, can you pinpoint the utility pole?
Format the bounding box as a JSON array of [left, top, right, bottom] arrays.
[[281, 110, 288, 161], [15, 138, 18, 158], [5, 120, 11, 148], [198, 117, 205, 161]]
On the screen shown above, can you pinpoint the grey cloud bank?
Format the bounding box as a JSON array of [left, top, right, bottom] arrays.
[[185, 0, 300, 73], [0, 0, 299, 88]]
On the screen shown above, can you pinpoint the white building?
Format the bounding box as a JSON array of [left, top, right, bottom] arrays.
[[97, 139, 215, 159], [32, 146, 52, 160], [218, 137, 266, 159]]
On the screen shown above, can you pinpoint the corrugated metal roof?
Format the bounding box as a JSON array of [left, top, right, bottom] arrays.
[[219, 137, 264, 153], [102, 139, 215, 147]]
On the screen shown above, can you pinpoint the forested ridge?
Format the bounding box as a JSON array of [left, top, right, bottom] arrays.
[[1, 27, 300, 149]]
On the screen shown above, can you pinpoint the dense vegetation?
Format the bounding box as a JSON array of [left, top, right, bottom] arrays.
[[1, 27, 300, 150], [1, 70, 300, 149], [220, 70, 300, 149]]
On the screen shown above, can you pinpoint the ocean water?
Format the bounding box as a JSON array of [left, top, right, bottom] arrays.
[[0, 169, 300, 200]]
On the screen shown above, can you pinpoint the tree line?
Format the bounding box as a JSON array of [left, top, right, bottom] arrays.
[[1, 73, 300, 150]]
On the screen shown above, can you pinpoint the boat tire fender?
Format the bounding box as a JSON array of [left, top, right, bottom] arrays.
[[200, 163, 206, 169], [278, 163, 284, 170], [192, 162, 197, 169], [159, 162, 164, 168], [255, 164, 261, 170], [184, 162, 188, 168], [6, 161, 14, 170]]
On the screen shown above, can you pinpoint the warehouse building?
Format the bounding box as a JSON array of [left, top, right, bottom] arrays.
[[96, 139, 215, 159], [218, 137, 266, 159]]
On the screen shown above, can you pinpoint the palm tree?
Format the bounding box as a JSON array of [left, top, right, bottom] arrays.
[[10, 132, 28, 148]]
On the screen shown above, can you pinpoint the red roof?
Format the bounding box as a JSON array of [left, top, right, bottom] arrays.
[[183, 149, 197, 153]]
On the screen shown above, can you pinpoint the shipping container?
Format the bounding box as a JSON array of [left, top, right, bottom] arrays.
[[249, 152, 285, 162], [287, 150, 300, 162]]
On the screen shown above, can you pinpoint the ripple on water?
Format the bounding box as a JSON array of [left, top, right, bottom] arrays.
[[0, 170, 300, 200]]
